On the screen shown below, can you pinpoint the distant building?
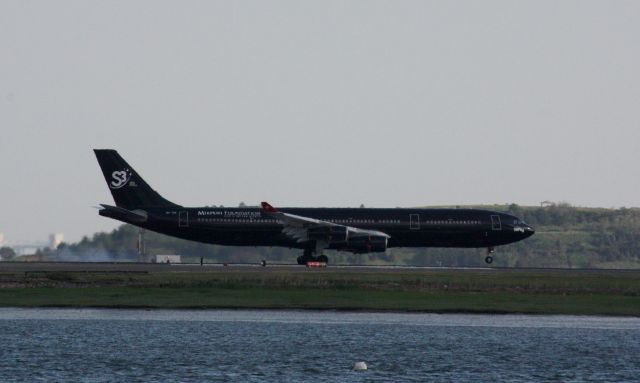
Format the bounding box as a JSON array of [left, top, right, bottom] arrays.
[[9, 234, 49, 256], [14, 245, 44, 256], [16, 254, 47, 262], [49, 233, 64, 249]]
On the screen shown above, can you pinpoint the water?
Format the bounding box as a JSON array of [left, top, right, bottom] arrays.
[[0, 309, 638, 382]]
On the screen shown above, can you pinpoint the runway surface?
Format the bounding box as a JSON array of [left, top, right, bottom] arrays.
[[0, 262, 637, 275]]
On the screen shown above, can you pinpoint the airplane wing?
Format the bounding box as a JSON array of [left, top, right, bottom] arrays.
[[260, 201, 390, 244]]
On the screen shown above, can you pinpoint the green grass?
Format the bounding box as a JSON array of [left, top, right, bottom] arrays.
[[1, 269, 639, 315], [14, 269, 638, 292], [0, 287, 638, 316]]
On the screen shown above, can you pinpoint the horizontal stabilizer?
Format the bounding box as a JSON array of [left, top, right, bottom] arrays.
[[99, 204, 148, 223]]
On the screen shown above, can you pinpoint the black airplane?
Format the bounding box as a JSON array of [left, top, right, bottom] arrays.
[[94, 149, 534, 265]]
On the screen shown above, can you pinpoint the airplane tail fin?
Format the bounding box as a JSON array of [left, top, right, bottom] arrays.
[[93, 149, 180, 209]]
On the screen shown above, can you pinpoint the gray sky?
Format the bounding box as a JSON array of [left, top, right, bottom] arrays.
[[1, 1, 639, 243]]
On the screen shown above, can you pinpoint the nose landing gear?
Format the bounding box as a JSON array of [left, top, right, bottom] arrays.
[[485, 247, 495, 264]]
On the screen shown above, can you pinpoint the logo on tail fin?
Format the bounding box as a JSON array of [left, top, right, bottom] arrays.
[[110, 169, 132, 189]]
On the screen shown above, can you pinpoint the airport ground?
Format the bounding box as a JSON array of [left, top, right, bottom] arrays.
[[0, 262, 638, 316]]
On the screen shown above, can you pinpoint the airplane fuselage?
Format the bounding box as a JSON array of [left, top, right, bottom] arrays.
[[100, 206, 534, 251]]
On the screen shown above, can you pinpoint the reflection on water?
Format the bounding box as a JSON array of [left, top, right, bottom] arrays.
[[0, 309, 638, 382]]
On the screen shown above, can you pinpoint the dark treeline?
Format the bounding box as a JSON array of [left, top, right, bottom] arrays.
[[49, 204, 640, 268]]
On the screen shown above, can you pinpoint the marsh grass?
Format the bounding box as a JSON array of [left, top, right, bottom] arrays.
[[1, 269, 638, 315]]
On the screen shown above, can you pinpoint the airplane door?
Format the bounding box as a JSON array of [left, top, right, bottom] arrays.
[[410, 214, 420, 230], [179, 211, 189, 227], [491, 215, 501, 231]]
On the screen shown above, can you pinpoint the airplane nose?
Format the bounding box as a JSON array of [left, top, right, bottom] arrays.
[[525, 226, 535, 237]]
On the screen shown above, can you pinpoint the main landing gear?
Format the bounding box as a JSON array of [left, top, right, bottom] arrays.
[[297, 249, 329, 265], [485, 247, 495, 264]]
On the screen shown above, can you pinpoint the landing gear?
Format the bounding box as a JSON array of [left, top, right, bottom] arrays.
[[297, 249, 312, 265], [485, 247, 495, 264], [296, 249, 329, 265]]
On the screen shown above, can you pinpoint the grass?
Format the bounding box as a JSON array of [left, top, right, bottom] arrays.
[[0, 268, 639, 316]]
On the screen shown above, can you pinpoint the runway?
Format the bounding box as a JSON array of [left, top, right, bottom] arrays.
[[0, 261, 637, 275], [0, 261, 492, 273]]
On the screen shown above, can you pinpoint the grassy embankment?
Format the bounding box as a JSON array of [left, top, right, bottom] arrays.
[[1, 268, 639, 316]]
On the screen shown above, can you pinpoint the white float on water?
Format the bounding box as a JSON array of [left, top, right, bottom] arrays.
[[353, 361, 367, 371]]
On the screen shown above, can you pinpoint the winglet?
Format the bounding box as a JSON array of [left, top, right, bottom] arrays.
[[261, 201, 278, 213]]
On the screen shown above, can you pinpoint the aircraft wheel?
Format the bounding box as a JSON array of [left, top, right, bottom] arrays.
[[484, 256, 493, 264], [318, 255, 329, 263]]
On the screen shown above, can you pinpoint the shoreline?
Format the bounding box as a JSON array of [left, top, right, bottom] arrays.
[[2, 304, 639, 318]]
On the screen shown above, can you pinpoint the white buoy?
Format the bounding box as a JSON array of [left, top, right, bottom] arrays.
[[353, 361, 367, 371]]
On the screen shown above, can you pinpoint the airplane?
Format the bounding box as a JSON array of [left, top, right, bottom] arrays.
[[94, 149, 534, 265]]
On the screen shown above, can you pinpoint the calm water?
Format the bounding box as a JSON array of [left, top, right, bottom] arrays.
[[0, 309, 638, 382]]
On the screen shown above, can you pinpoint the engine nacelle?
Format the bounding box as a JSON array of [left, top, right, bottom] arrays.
[[307, 225, 349, 243], [342, 235, 388, 254]]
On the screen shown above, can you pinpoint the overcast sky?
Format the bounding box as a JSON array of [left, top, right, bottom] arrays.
[[1, 1, 639, 243]]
